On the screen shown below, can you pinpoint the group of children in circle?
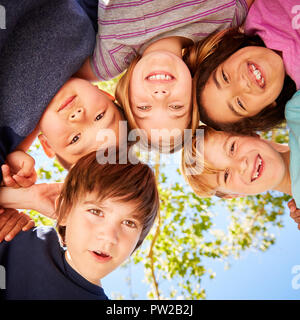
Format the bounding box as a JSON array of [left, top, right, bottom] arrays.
[[1, 0, 300, 299]]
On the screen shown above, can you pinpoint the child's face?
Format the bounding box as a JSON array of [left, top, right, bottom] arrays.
[[63, 192, 142, 285], [38, 78, 124, 165], [129, 51, 192, 142], [203, 131, 286, 196], [201, 46, 285, 124]]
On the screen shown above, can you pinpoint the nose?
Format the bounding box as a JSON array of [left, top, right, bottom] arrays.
[[238, 74, 251, 94], [152, 87, 170, 99], [96, 223, 118, 246], [235, 156, 248, 176], [69, 107, 84, 122]]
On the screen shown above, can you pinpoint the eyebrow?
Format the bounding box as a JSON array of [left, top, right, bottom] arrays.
[[212, 70, 244, 118]]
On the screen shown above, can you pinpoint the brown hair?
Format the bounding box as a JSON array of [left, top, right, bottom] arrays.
[[180, 125, 221, 198], [56, 150, 159, 251], [184, 28, 296, 134], [114, 56, 200, 153]]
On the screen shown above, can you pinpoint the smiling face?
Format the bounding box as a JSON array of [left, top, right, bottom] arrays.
[[38, 78, 124, 166], [201, 46, 285, 124], [203, 131, 286, 196], [63, 192, 142, 285], [129, 51, 192, 143]]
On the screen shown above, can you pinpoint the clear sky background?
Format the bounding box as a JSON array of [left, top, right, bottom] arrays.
[[33, 144, 300, 300]]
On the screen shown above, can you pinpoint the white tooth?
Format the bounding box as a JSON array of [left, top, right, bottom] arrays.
[[253, 70, 261, 79], [251, 64, 256, 71]]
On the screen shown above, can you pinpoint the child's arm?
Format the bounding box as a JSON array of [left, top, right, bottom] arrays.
[[288, 199, 300, 230], [0, 208, 35, 242], [0, 183, 63, 219], [1, 150, 37, 188], [73, 57, 99, 81]]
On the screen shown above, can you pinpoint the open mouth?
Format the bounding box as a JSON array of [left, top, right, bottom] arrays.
[[251, 154, 263, 182], [248, 63, 265, 88], [145, 72, 175, 81], [58, 95, 76, 112], [91, 250, 112, 262]]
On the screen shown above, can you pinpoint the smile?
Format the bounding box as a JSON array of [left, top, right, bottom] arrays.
[[248, 63, 265, 88], [251, 154, 264, 182], [58, 95, 76, 112], [145, 72, 175, 82], [90, 250, 112, 263]]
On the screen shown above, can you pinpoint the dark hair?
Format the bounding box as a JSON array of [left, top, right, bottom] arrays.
[[187, 28, 296, 134], [56, 150, 159, 251]]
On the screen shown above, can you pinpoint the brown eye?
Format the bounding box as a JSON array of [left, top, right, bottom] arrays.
[[70, 134, 80, 144], [224, 169, 229, 183], [95, 112, 105, 121], [222, 70, 229, 83]]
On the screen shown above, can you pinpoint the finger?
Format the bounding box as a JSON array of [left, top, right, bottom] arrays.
[[17, 156, 35, 177], [0, 211, 22, 242], [294, 217, 300, 223], [4, 215, 29, 242], [0, 208, 15, 234], [288, 199, 296, 213], [290, 210, 300, 219], [1, 165, 19, 188], [12, 174, 36, 188], [22, 219, 35, 231]]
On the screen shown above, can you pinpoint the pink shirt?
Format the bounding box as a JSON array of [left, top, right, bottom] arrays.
[[245, 0, 300, 89]]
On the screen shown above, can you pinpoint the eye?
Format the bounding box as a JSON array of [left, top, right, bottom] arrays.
[[88, 208, 104, 216], [95, 112, 105, 121], [122, 220, 137, 228], [230, 141, 235, 154], [70, 133, 81, 145], [222, 69, 229, 83], [224, 169, 230, 183], [237, 98, 245, 110], [169, 105, 183, 110], [137, 105, 151, 111]]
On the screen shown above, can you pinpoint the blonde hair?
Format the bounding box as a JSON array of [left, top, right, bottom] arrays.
[[115, 55, 199, 153], [181, 125, 226, 198]]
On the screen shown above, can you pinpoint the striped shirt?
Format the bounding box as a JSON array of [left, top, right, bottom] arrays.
[[91, 0, 248, 80]]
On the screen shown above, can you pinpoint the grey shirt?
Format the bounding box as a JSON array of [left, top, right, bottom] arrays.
[[91, 0, 248, 80]]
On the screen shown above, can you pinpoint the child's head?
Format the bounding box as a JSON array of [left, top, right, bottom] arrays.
[[115, 52, 199, 153], [181, 126, 287, 198], [186, 28, 296, 134], [55, 151, 159, 285], [38, 78, 125, 169]]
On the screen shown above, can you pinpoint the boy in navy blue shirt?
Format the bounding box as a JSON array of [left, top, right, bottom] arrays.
[[0, 151, 159, 299]]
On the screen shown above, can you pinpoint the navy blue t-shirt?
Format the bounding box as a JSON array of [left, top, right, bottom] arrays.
[[0, 227, 108, 300], [0, 0, 95, 182]]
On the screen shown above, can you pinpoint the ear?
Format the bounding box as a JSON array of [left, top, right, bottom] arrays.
[[38, 134, 56, 158], [98, 89, 115, 101]]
